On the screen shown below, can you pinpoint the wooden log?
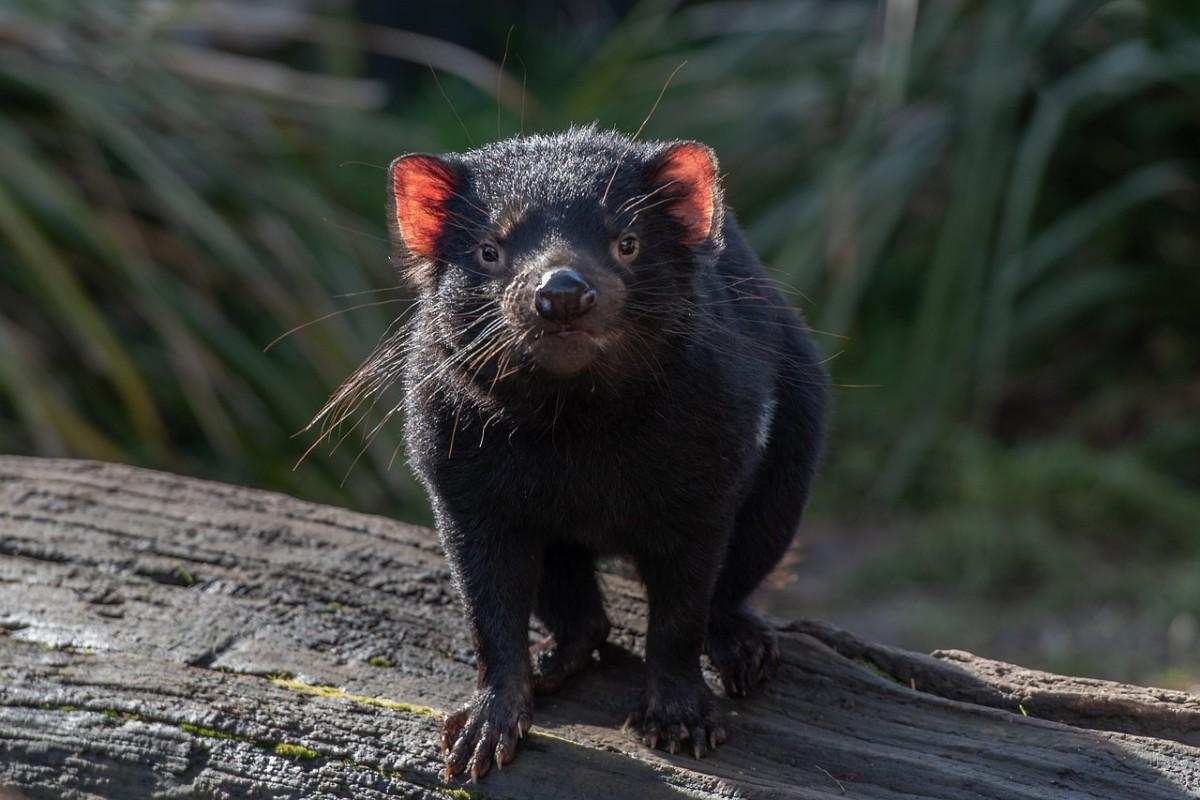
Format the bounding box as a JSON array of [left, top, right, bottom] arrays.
[[0, 456, 1197, 799]]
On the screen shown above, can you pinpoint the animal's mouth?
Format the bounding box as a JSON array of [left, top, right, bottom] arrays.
[[530, 326, 599, 376]]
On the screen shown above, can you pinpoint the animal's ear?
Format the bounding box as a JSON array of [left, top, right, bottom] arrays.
[[388, 154, 461, 260], [650, 142, 723, 246]]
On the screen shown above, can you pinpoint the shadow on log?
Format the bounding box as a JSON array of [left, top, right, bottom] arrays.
[[1, 457, 1198, 799]]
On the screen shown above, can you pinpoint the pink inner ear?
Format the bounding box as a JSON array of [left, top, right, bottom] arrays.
[[392, 156, 457, 257], [656, 144, 716, 245]]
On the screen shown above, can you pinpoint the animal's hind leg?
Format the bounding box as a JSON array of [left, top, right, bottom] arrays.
[[706, 376, 825, 697], [530, 540, 611, 695]]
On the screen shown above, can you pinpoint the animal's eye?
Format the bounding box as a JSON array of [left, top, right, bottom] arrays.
[[479, 242, 500, 264], [617, 234, 639, 258]]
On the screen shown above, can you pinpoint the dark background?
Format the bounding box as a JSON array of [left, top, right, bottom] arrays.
[[1, 0, 1197, 689]]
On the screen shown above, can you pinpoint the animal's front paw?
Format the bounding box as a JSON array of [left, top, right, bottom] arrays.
[[441, 684, 532, 781], [705, 608, 780, 697], [625, 677, 725, 758]]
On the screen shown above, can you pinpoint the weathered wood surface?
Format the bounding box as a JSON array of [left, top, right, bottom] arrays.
[[0, 456, 1197, 800]]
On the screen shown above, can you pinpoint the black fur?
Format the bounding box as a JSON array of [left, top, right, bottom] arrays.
[[389, 127, 828, 780]]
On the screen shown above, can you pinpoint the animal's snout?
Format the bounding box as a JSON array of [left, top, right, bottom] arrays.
[[534, 269, 596, 323]]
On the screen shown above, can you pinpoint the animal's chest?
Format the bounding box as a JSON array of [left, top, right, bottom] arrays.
[[478, 409, 749, 549], [501, 430, 660, 538]]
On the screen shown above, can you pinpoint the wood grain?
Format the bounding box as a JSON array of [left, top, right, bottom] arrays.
[[1, 457, 1197, 799]]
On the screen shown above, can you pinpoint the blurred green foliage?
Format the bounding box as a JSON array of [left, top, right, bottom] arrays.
[[1, 0, 1198, 614], [0, 0, 437, 512]]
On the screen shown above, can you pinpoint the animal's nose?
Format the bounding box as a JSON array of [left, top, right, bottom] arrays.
[[534, 269, 596, 322]]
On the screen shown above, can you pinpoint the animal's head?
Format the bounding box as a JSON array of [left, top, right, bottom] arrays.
[[388, 127, 725, 396]]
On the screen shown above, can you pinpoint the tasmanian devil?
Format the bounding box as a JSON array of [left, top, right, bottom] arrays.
[[381, 126, 828, 780]]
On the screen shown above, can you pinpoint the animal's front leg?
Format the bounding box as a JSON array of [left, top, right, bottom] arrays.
[[438, 515, 540, 781], [629, 540, 727, 758]]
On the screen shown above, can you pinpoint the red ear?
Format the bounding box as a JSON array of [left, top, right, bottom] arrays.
[[653, 143, 720, 246], [390, 155, 459, 258]]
